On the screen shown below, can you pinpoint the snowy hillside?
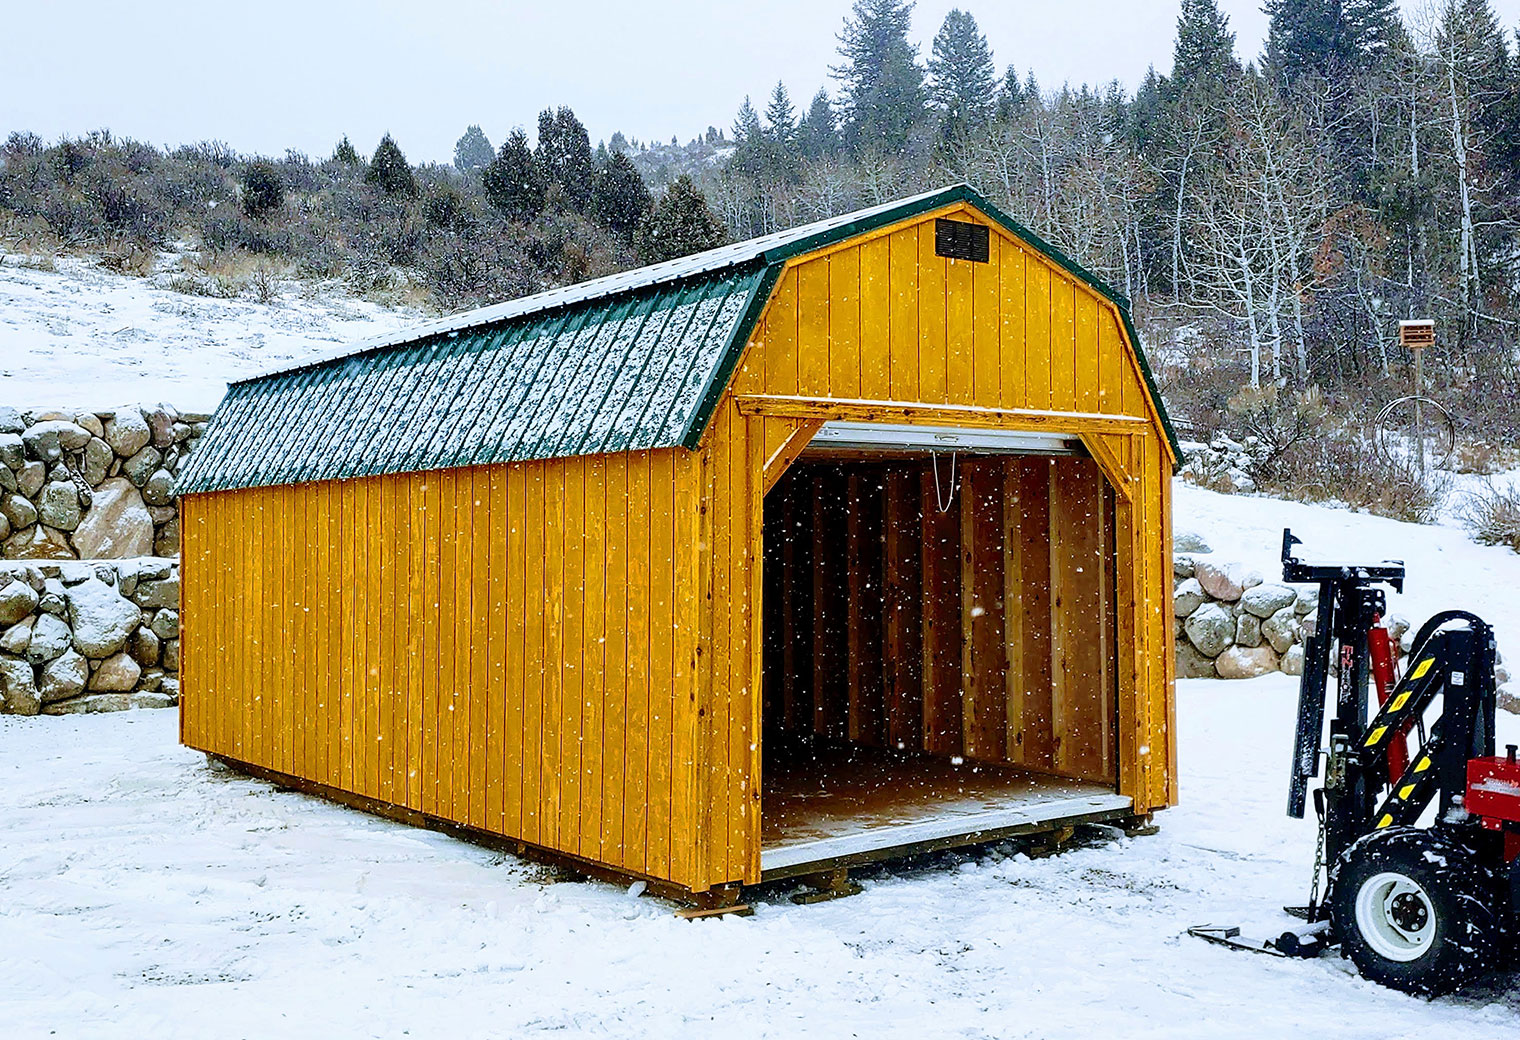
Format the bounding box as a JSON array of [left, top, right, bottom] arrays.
[[1, 485, 1516, 1037], [0, 256, 425, 412]]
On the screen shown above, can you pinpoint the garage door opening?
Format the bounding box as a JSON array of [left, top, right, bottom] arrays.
[[759, 436, 1129, 877]]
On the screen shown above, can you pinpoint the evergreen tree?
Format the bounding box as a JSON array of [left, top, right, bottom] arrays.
[[364, 134, 418, 197], [798, 89, 839, 158], [1263, 0, 1400, 88], [1344, 0, 1404, 69], [332, 135, 359, 165], [240, 161, 284, 220], [453, 124, 494, 174], [1171, 0, 1237, 87], [995, 65, 1027, 120], [765, 81, 798, 148], [482, 128, 545, 220], [732, 96, 763, 147], [927, 9, 997, 136], [634, 174, 726, 264], [535, 107, 595, 211], [590, 150, 652, 242], [831, 0, 927, 154]]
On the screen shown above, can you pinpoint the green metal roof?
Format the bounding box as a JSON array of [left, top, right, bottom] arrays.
[[180, 184, 1179, 494]]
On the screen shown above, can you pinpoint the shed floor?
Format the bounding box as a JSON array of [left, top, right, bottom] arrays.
[[759, 743, 1132, 878]]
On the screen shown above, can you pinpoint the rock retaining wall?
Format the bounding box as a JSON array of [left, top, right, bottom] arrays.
[[1172, 533, 1313, 679], [0, 558, 180, 715], [0, 404, 205, 561]]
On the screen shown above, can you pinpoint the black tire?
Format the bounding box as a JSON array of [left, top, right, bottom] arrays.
[[1329, 827, 1502, 996]]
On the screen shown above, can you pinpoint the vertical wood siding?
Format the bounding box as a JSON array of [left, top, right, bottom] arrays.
[[181, 450, 709, 890]]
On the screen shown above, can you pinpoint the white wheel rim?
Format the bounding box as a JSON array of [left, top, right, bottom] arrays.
[[1354, 870, 1436, 962]]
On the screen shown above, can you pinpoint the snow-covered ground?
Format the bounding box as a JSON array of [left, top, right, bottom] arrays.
[[0, 257, 424, 412], [1, 485, 1518, 1038]]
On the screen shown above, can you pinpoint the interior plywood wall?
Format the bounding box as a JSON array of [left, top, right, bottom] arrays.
[[762, 454, 1116, 784]]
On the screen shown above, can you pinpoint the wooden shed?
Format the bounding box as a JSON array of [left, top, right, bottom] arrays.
[[177, 184, 1181, 899]]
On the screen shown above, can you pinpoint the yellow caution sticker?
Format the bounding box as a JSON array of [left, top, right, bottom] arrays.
[[1399, 784, 1415, 800], [1376, 814, 1394, 828], [1414, 757, 1431, 773], [1410, 658, 1434, 680], [1365, 725, 1388, 747], [1389, 691, 1411, 713]]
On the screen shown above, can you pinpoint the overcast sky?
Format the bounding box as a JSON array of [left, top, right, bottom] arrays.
[[9, 1, 1518, 164]]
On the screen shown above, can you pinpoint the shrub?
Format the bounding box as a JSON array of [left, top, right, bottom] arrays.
[[1461, 480, 1520, 552], [240, 161, 284, 219], [365, 134, 418, 197]]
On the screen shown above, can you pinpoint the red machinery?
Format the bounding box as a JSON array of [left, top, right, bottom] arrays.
[[1193, 531, 1520, 996]]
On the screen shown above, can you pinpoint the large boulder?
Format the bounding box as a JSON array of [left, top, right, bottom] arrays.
[[1293, 586, 1318, 616], [0, 616, 32, 654], [37, 481, 82, 532], [0, 654, 39, 714], [0, 407, 22, 435], [103, 409, 151, 458], [122, 446, 162, 487], [66, 578, 142, 658], [148, 609, 179, 641], [1194, 559, 1247, 602], [1241, 583, 1297, 619], [1176, 640, 1217, 679], [129, 626, 160, 667], [25, 612, 71, 664], [17, 461, 44, 498], [37, 648, 88, 703], [1173, 577, 1207, 617], [1262, 607, 1300, 654], [153, 516, 180, 557], [142, 404, 178, 449], [1173, 554, 1197, 579], [1282, 644, 1306, 677], [0, 433, 23, 470], [71, 478, 154, 559], [73, 412, 105, 439], [1235, 613, 1263, 648], [133, 576, 179, 611], [22, 420, 91, 462], [1184, 602, 1236, 657], [1216, 645, 1280, 679], [0, 578, 39, 625], [1, 493, 37, 531], [89, 651, 141, 691], [141, 468, 175, 507], [82, 437, 113, 485], [1174, 530, 1213, 554]]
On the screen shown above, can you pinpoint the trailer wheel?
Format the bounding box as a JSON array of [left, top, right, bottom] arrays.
[[1329, 827, 1501, 996]]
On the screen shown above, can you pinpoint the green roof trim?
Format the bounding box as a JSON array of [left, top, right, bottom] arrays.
[[180, 184, 1179, 495]]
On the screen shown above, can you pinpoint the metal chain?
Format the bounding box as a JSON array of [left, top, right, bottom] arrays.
[[1307, 795, 1328, 916]]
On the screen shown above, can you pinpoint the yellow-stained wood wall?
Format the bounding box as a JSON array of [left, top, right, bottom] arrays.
[[181, 200, 1176, 894], [181, 451, 715, 889]]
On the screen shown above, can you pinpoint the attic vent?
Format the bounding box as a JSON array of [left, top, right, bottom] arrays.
[[934, 218, 990, 263]]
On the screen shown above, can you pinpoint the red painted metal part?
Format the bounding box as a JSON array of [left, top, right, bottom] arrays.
[[1367, 621, 1409, 780], [1467, 755, 1520, 862]]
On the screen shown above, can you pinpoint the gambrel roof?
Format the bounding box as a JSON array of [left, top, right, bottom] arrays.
[[180, 185, 1178, 494]]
